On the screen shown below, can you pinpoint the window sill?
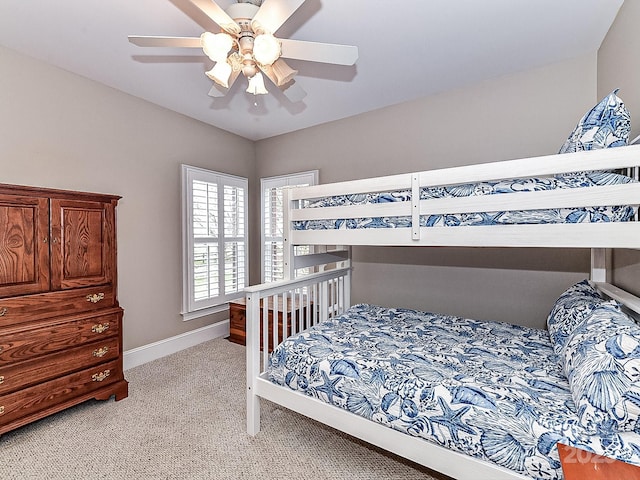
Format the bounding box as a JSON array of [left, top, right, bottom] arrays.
[[181, 303, 230, 321]]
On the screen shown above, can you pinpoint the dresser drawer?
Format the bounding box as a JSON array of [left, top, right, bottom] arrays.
[[0, 285, 115, 327], [0, 337, 120, 395], [0, 311, 120, 366], [0, 359, 121, 425]]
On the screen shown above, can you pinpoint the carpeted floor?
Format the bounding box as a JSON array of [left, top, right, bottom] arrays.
[[0, 337, 451, 480]]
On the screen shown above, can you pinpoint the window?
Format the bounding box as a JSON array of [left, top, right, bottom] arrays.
[[261, 171, 318, 282], [182, 165, 248, 320]]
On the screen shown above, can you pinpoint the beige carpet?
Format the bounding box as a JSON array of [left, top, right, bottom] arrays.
[[0, 337, 451, 480]]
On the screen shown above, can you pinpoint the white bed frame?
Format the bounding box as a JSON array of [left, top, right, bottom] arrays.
[[245, 146, 640, 480]]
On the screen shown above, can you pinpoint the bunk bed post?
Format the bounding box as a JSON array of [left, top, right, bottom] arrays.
[[411, 173, 420, 240], [283, 187, 294, 281], [590, 248, 611, 283], [246, 292, 261, 435], [344, 246, 352, 308]]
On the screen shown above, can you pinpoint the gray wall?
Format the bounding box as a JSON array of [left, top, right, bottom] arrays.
[[0, 46, 255, 350], [255, 55, 598, 328], [1, 1, 637, 351], [598, 0, 640, 297]]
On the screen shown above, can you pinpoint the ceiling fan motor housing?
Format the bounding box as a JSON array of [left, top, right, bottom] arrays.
[[226, 3, 263, 79], [225, 3, 260, 26]]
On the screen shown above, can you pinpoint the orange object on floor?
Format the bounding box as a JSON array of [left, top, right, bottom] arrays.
[[558, 443, 640, 480]]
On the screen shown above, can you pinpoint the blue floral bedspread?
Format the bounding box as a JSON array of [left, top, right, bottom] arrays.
[[292, 171, 637, 230], [268, 304, 640, 479]]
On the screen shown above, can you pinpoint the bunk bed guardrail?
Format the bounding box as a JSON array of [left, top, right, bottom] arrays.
[[245, 266, 351, 426], [283, 145, 640, 249]]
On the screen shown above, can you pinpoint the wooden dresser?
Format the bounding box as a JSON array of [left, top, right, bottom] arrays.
[[0, 183, 128, 435]]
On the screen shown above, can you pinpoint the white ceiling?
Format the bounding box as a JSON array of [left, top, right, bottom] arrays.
[[0, 0, 623, 141]]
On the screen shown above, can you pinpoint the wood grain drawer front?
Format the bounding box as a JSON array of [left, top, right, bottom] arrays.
[[0, 312, 119, 366], [0, 359, 120, 425], [0, 285, 115, 327], [0, 337, 119, 396]]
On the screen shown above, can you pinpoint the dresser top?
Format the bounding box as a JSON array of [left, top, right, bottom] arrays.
[[0, 183, 121, 202]]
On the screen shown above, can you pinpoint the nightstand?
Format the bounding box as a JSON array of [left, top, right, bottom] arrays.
[[228, 296, 312, 351], [558, 443, 640, 480]]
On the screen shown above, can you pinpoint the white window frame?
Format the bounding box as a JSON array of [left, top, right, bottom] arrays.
[[181, 165, 248, 320], [261, 170, 318, 283]]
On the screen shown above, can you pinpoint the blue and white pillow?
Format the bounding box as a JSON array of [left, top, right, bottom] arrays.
[[559, 89, 631, 154], [563, 303, 640, 433], [546, 280, 615, 358]]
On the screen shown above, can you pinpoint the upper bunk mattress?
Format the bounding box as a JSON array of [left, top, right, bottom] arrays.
[[267, 303, 640, 480], [293, 171, 637, 230]]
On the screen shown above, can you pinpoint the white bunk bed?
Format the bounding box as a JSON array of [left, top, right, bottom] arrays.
[[244, 145, 640, 480]]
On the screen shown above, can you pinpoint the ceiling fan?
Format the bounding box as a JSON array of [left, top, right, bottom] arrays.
[[128, 0, 359, 102]]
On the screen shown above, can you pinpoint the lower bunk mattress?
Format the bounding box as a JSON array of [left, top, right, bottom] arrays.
[[267, 303, 640, 480]]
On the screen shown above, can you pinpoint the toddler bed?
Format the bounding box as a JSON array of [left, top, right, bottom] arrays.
[[245, 92, 640, 479]]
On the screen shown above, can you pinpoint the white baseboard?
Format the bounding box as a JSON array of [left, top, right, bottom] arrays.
[[123, 320, 230, 370]]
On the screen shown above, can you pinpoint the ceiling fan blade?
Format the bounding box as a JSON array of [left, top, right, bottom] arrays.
[[207, 70, 241, 97], [280, 39, 358, 65], [128, 36, 202, 48], [251, 0, 305, 34], [190, 0, 240, 34]]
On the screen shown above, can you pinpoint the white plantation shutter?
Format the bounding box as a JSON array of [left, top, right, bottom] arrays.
[[261, 171, 318, 282], [182, 165, 248, 319], [263, 186, 284, 282], [192, 180, 219, 301], [223, 184, 246, 294]]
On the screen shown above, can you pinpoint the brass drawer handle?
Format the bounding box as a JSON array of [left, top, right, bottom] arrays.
[[92, 346, 109, 358], [91, 323, 110, 334], [92, 370, 111, 382], [0, 375, 4, 385], [0, 406, 4, 415], [86, 293, 105, 304], [0, 307, 7, 317]]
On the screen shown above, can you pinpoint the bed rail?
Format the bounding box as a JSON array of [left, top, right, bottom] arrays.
[[245, 266, 351, 435], [283, 145, 640, 249]]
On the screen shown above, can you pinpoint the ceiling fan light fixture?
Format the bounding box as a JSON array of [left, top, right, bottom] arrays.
[[206, 61, 232, 88], [271, 59, 298, 86], [201, 32, 234, 62], [253, 33, 281, 66], [246, 72, 268, 95]]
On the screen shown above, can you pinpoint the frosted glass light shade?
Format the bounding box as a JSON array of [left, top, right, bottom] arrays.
[[253, 34, 281, 66], [246, 72, 268, 95], [206, 61, 232, 88], [271, 59, 297, 86], [201, 32, 234, 62]]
